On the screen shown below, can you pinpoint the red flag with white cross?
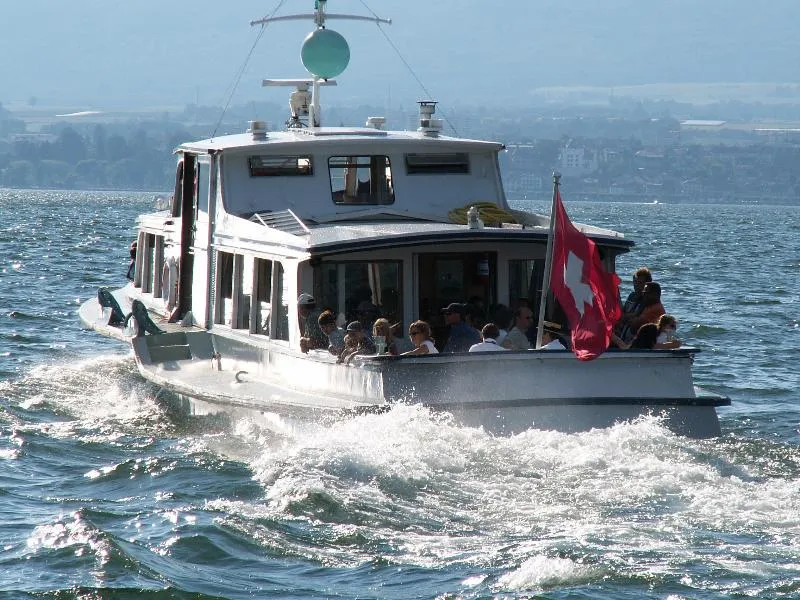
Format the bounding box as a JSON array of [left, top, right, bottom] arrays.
[[549, 190, 622, 360]]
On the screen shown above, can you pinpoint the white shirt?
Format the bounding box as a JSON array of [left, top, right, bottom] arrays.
[[502, 327, 532, 350], [468, 338, 507, 352], [421, 339, 439, 354], [540, 339, 566, 350]]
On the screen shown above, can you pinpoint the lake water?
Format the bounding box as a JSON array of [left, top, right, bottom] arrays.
[[1, 189, 798, 598]]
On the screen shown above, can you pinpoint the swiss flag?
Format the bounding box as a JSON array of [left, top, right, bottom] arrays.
[[549, 189, 621, 360]]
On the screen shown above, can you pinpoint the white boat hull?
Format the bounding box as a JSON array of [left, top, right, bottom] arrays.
[[79, 293, 728, 438]]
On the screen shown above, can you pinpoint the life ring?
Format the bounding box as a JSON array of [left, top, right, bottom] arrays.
[[161, 256, 179, 311]]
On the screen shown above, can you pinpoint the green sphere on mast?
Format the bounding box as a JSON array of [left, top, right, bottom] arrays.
[[301, 27, 350, 79]]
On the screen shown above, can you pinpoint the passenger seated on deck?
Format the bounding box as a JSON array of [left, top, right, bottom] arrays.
[[442, 303, 481, 353], [402, 320, 438, 356], [372, 318, 399, 355], [502, 306, 533, 350], [539, 321, 567, 350], [612, 323, 659, 350], [298, 293, 326, 353], [655, 314, 682, 349], [338, 321, 377, 364], [615, 267, 652, 342], [318, 310, 345, 355], [468, 323, 507, 352], [626, 281, 666, 332]]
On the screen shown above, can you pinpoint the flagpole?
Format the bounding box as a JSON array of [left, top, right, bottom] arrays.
[[535, 171, 560, 348]]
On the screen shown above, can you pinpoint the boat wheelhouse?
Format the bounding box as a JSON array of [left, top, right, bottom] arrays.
[[79, 2, 729, 437]]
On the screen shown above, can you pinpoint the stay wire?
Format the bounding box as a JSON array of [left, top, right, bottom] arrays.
[[358, 0, 459, 136], [210, 0, 287, 140]]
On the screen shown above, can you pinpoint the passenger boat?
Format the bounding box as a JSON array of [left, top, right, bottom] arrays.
[[78, 2, 729, 437]]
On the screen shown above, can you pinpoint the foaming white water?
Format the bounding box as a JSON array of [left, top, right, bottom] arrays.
[[26, 510, 112, 567], [497, 554, 599, 592], [4, 354, 169, 438], [236, 407, 800, 581]]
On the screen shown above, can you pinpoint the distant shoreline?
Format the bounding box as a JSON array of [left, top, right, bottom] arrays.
[[3, 185, 797, 208], [507, 190, 800, 207]]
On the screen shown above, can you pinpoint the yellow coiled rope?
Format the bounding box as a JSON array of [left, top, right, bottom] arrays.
[[447, 202, 518, 227]]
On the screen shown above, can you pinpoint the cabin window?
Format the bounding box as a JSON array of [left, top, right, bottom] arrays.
[[196, 158, 210, 214], [215, 251, 235, 325], [417, 252, 497, 343], [274, 262, 290, 341], [152, 236, 164, 299], [329, 155, 395, 205], [315, 260, 403, 332], [232, 255, 250, 329], [251, 258, 273, 335], [138, 233, 164, 295], [248, 155, 313, 177], [405, 152, 470, 175], [172, 160, 184, 217], [508, 259, 545, 324]]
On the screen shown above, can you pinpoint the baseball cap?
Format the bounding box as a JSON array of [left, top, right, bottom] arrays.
[[297, 293, 315, 306], [441, 302, 466, 316]]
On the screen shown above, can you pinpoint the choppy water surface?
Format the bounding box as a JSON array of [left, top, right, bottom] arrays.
[[1, 189, 798, 598]]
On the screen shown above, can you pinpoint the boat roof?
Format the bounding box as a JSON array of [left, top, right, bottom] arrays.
[[303, 221, 631, 254], [178, 127, 505, 154], [201, 211, 634, 257]]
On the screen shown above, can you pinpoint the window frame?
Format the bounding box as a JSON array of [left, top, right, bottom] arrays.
[[404, 152, 470, 175], [248, 155, 314, 177], [328, 155, 395, 206]]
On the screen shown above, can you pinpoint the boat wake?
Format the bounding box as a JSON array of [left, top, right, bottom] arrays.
[[0, 354, 172, 438], [3, 359, 800, 597]]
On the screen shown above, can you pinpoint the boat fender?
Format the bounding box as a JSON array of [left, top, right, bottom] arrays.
[[234, 370, 248, 383], [161, 256, 179, 311], [125, 299, 165, 336], [97, 287, 127, 325]]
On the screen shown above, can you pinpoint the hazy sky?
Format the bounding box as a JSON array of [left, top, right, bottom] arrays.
[[2, 0, 798, 111]]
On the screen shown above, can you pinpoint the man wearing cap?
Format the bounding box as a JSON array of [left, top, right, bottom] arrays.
[[468, 323, 508, 352], [442, 302, 481, 353], [298, 293, 326, 353]]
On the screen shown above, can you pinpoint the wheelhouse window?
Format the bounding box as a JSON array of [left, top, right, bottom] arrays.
[[405, 152, 470, 174], [329, 155, 394, 205], [249, 155, 313, 177], [315, 261, 403, 330]]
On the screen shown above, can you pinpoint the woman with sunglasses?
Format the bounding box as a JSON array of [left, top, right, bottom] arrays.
[[401, 320, 438, 355]]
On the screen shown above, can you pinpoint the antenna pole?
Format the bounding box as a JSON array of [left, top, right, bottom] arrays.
[[311, 78, 322, 127]]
